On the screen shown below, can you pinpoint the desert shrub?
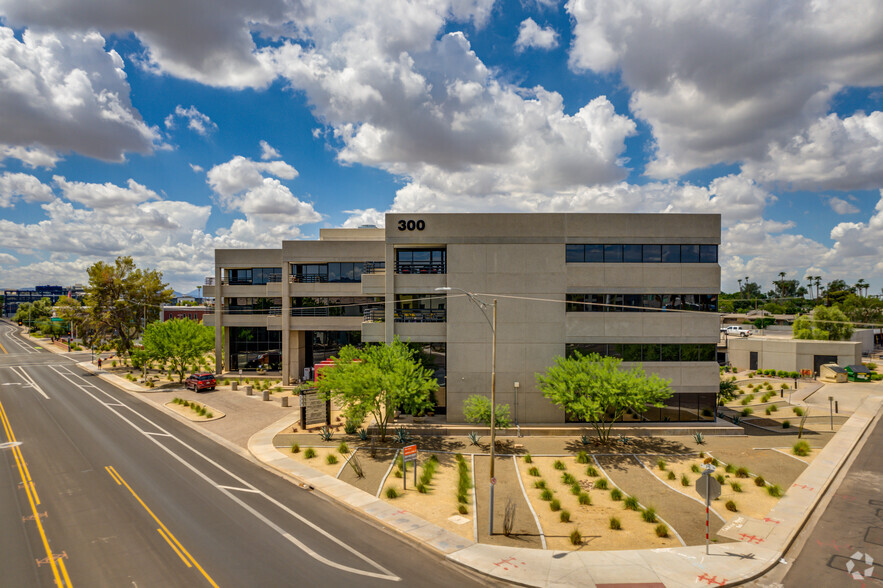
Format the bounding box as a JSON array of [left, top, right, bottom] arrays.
[[765, 407, 772, 415], [725, 464, 735, 474], [769, 404, 778, 413], [562, 473, 577, 485], [711, 458, 719, 466], [540, 489, 554, 501], [586, 466, 598, 477], [549, 499, 561, 512], [304, 448, 316, 459], [534, 480, 547, 489], [610, 488, 623, 501], [570, 528, 582, 545], [735, 467, 750, 478], [458, 504, 468, 515], [560, 510, 571, 522], [730, 482, 743, 493], [783, 420, 791, 428], [338, 441, 349, 454], [577, 451, 589, 464], [655, 524, 669, 537], [523, 454, 532, 463], [690, 464, 701, 474], [741, 408, 753, 416], [578, 492, 591, 505], [326, 454, 338, 465], [609, 517, 622, 530], [767, 484, 783, 497], [416, 483, 428, 494], [667, 471, 676, 480], [725, 500, 738, 512], [290, 443, 300, 454], [715, 474, 726, 484], [553, 460, 566, 471], [344, 420, 358, 435], [528, 467, 541, 477], [680, 474, 690, 487], [571, 483, 582, 495], [386, 487, 399, 499], [641, 507, 658, 523], [394, 470, 403, 478], [657, 459, 666, 470], [793, 441, 811, 456], [595, 478, 608, 490], [754, 476, 766, 486], [793, 407, 804, 416], [623, 496, 640, 510]]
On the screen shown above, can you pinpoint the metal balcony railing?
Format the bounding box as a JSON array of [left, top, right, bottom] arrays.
[[220, 307, 283, 315], [204, 277, 215, 286], [363, 307, 385, 322], [290, 274, 328, 283], [265, 274, 283, 283], [291, 307, 331, 317], [394, 308, 446, 323], [394, 261, 446, 274]]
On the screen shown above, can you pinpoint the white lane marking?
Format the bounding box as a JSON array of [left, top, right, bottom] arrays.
[[218, 485, 262, 493], [11, 366, 50, 399], [103, 403, 126, 407], [48, 365, 400, 582], [144, 432, 173, 437]]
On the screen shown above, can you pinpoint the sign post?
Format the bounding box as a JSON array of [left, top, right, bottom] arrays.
[[696, 464, 721, 555], [402, 444, 417, 490]]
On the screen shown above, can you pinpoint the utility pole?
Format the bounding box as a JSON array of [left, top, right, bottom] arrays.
[[489, 298, 497, 536]]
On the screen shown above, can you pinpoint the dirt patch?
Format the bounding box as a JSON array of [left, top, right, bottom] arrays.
[[380, 453, 475, 542], [518, 456, 678, 551], [164, 400, 224, 421], [473, 455, 543, 549], [280, 445, 350, 478], [338, 448, 399, 495]]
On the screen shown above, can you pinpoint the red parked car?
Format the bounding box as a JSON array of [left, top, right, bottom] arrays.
[[184, 372, 216, 392]]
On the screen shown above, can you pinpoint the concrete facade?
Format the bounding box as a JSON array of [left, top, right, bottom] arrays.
[[727, 336, 861, 374], [206, 213, 721, 424]]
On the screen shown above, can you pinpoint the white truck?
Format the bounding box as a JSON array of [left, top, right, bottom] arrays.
[[721, 325, 751, 337]]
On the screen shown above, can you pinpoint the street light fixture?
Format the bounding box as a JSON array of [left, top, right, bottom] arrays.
[[436, 286, 498, 535]]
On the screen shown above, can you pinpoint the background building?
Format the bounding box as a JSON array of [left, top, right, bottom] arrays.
[[205, 213, 721, 424], [3, 285, 85, 317]]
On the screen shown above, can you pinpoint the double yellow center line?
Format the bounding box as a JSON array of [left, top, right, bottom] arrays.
[[0, 399, 73, 588], [105, 466, 218, 587]]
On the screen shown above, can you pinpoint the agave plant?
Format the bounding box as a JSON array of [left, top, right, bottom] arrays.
[[318, 426, 334, 441], [394, 427, 411, 444], [580, 434, 591, 446], [693, 432, 705, 445], [357, 428, 369, 441], [468, 431, 481, 446]]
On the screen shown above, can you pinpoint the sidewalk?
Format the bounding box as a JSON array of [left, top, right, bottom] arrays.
[[31, 331, 883, 586]]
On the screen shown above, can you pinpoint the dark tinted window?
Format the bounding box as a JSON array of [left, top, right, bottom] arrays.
[[661, 245, 680, 263], [622, 344, 642, 361], [585, 244, 604, 262], [566, 245, 585, 262], [642, 244, 661, 263], [603, 244, 623, 262], [700, 245, 718, 263], [681, 245, 700, 263], [623, 244, 642, 263]]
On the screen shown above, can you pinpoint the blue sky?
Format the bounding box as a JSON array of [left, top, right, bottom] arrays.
[[1, 1, 882, 295]]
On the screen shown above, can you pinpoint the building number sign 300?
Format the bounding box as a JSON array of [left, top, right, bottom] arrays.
[[397, 219, 425, 231]]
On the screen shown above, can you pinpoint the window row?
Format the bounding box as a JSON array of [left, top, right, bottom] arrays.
[[566, 244, 718, 263], [566, 294, 718, 312], [290, 296, 382, 317], [566, 343, 717, 362], [395, 294, 446, 322], [224, 297, 282, 313], [291, 262, 384, 283], [395, 248, 446, 274], [227, 267, 281, 285]]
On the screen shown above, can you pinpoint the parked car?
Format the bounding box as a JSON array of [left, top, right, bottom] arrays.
[[184, 372, 216, 392], [724, 325, 751, 337]]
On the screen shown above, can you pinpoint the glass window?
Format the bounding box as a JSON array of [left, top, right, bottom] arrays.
[[589, 294, 605, 311], [698, 344, 717, 362], [661, 244, 680, 263], [396, 250, 413, 263], [700, 245, 718, 263], [697, 393, 716, 421], [660, 395, 679, 422], [681, 344, 699, 361], [678, 394, 699, 421], [327, 263, 341, 283], [622, 344, 642, 362], [605, 294, 624, 312], [681, 245, 700, 263], [412, 250, 430, 263], [661, 344, 680, 361], [683, 295, 701, 311], [642, 244, 661, 263], [643, 343, 661, 361], [603, 244, 623, 262], [566, 245, 585, 263], [623, 244, 642, 263], [607, 344, 623, 359], [565, 294, 585, 312], [353, 263, 364, 281], [585, 244, 604, 262], [643, 294, 662, 311], [623, 294, 642, 312]]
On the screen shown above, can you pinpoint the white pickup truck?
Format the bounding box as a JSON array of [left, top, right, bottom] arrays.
[[721, 325, 751, 337]]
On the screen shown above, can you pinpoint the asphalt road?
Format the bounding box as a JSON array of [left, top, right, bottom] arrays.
[[781, 405, 883, 587], [0, 322, 495, 587]]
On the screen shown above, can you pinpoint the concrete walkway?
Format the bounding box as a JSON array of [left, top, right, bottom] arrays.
[[31, 332, 883, 586]]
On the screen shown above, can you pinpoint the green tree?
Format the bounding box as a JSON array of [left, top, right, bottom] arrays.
[[462, 394, 511, 429], [841, 294, 883, 327], [85, 256, 173, 356], [719, 379, 739, 404], [13, 298, 53, 327], [793, 305, 854, 341], [536, 352, 672, 443], [142, 319, 214, 382], [315, 337, 436, 441]]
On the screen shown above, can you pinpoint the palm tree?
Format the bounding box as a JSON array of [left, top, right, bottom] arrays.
[[855, 279, 868, 297], [805, 276, 814, 300], [737, 278, 743, 296], [778, 271, 787, 299], [814, 276, 822, 300]]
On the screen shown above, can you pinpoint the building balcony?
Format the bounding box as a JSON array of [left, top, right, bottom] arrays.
[[565, 312, 719, 342], [361, 272, 385, 295]]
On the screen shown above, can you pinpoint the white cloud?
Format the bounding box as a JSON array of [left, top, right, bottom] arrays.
[[205, 155, 298, 199], [168, 105, 218, 136], [0, 172, 54, 207], [742, 111, 883, 191], [189, 163, 204, 173], [0, 27, 162, 162], [515, 18, 559, 52], [0, 252, 18, 265], [54, 176, 159, 209], [341, 208, 386, 228], [259, 140, 280, 160], [566, 0, 883, 178], [826, 196, 860, 215]]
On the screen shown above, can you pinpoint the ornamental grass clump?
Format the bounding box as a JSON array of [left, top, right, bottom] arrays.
[[641, 507, 658, 523], [562, 473, 577, 485], [560, 510, 571, 523], [623, 496, 640, 511], [610, 488, 623, 501], [550, 499, 561, 512], [594, 478, 608, 490], [767, 484, 783, 497], [553, 460, 567, 471], [655, 524, 669, 537], [793, 441, 811, 456], [570, 528, 582, 545], [609, 517, 622, 530], [578, 492, 591, 505], [290, 443, 300, 454], [540, 489, 554, 501], [577, 451, 589, 464], [528, 466, 541, 477], [586, 466, 598, 477], [667, 471, 676, 480], [681, 474, 691, 487], [304, 448, 316, 459]]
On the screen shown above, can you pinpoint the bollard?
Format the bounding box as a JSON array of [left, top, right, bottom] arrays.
[[835, 400, 839, 414], [245, 385, 253, 396], [281, 396, 289, 408], [262, 389, 269, 401], [231, 381, 238, 391]]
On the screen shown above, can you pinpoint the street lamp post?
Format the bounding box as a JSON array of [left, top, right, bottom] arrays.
[[436, 286, 498, 535]]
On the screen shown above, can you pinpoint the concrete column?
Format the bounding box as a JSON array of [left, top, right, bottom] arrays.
[[289, 330, 307, 381], [384, 242, 395, 344], [214, 265, 223, 373], [281, 261, 291, 384]]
